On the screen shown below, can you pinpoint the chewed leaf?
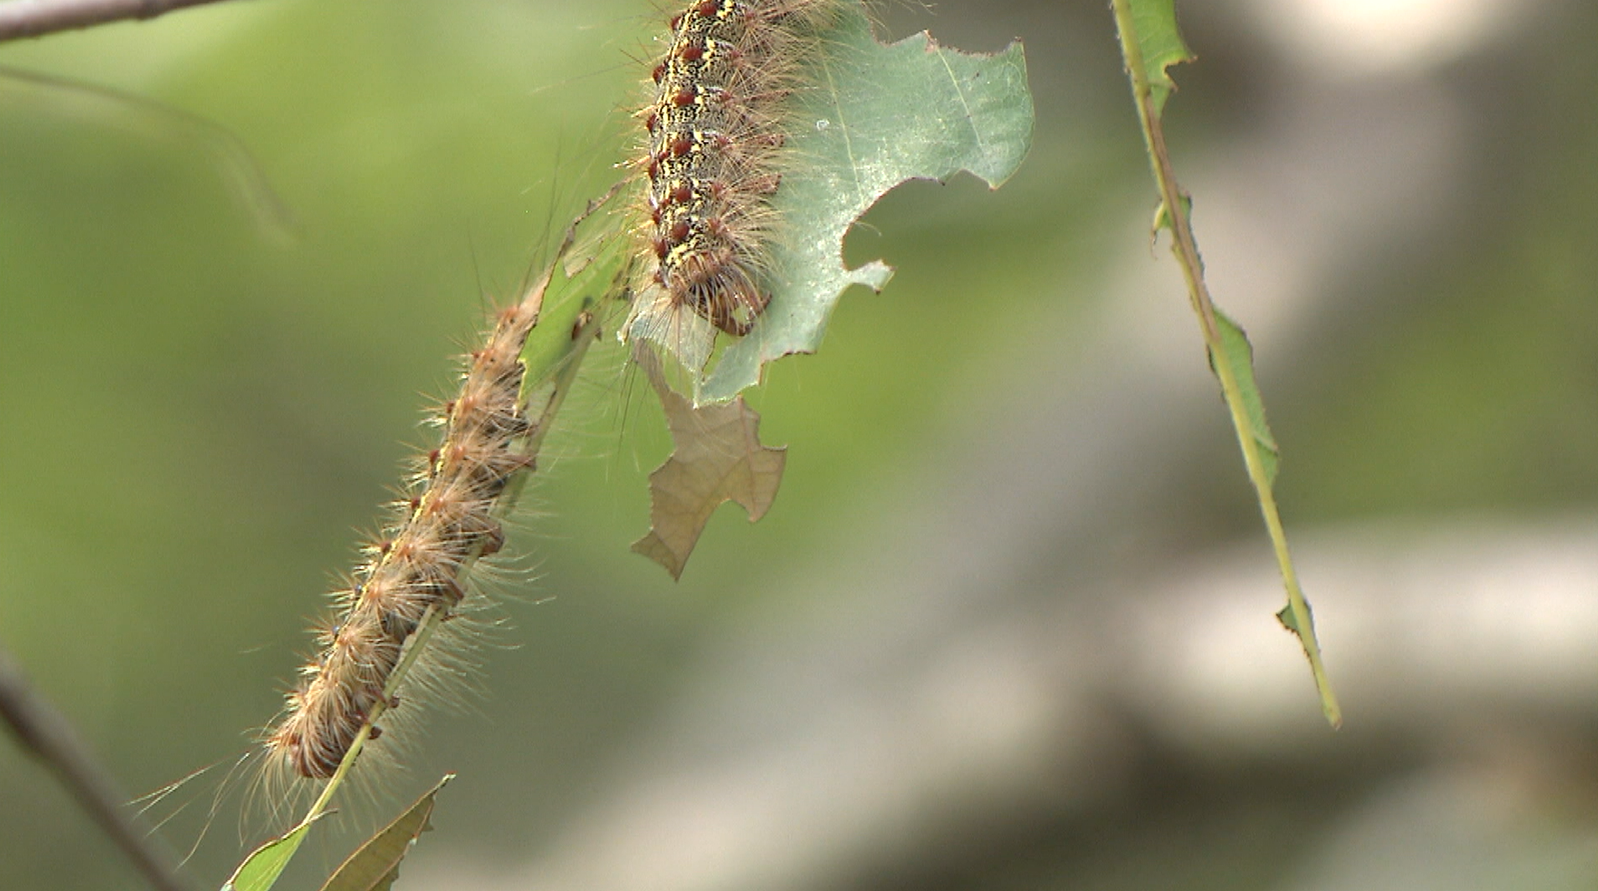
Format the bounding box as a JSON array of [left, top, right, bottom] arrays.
[[632, 345, 786, 578], [318, 775, 453, 891], [652, 3, 1032, 401], [221, 810, 329, 891], [1125, 0, 1193, 116], [521, 186, 633, 396], [1209, 310, 1279, 484]]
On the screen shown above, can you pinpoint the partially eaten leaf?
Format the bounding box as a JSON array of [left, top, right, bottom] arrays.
[[1124, 0, 1193, 115], [631, 344, 786, 579], [1208, 309, 1279, 484]]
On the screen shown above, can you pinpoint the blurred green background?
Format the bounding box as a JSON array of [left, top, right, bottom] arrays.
[[4, 0, 1598, 889]]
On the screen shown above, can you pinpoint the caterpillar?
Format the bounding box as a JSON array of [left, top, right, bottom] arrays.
[[261, 297, 541, 780], [250, 174, 623, 787], [629, 0, 843, 350]]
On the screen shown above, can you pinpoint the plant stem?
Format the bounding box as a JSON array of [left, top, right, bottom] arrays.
[[0, 646, 192, 891], [0, 0, 244, 43], [1110, 0, 1340, 728]]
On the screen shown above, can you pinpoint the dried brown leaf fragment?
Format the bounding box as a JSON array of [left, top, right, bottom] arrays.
[[631, 344, 786, 579]]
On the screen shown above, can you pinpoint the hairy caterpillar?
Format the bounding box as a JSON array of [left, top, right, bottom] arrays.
[[261, 297, 542, 780], [628, 0, 844, 352]]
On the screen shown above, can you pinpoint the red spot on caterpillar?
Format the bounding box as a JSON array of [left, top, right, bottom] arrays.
[[479, 524, 506, 557]]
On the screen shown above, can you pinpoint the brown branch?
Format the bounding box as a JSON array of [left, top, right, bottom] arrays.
[[0, 646, 192, 891], [0, 0, 245, 43]]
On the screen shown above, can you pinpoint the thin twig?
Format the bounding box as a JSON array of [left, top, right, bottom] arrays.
[[0, 0, 244, 43], [1110, 0, 1339, 726], [0, 645, 192, 891]]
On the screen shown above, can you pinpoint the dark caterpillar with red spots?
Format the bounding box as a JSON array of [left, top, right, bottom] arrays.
[[631, 0, 842, 350]]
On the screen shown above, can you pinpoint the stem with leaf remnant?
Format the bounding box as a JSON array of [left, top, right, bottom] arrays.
[[1110, 0, 1340, 728]]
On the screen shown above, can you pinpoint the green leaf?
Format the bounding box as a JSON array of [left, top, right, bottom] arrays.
[[629, 2, 1034, 401], [221, 811, 329, 891], [318, 775, 454, 891], [1278, 595, 1340, 728], [1150, 192, 1192, 240], [1274, 604, 1299, 633], [520, 238, 629, 393], [1126, 0, 1193, 116], [1208, 310, 1279, 484]]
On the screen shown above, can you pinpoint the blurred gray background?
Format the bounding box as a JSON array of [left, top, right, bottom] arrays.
[[4, 0, 1598, 888]]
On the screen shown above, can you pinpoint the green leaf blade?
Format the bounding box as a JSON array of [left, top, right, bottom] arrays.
[[318, 774, 454, 891], [221, 812, 328, 891], [1126, 0, 1193, 116], [1209, 310, 1280, 484]]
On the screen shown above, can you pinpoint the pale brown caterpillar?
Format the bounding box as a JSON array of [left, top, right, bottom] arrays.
[[629, 0, 843, 347], [263, 298, 543, 780]]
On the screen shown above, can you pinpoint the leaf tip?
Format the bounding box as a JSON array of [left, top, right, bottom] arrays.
[[631, 533, 687, 581]]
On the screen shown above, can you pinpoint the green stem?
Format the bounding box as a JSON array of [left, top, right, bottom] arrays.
[[1110, 0, 1340, 728]]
